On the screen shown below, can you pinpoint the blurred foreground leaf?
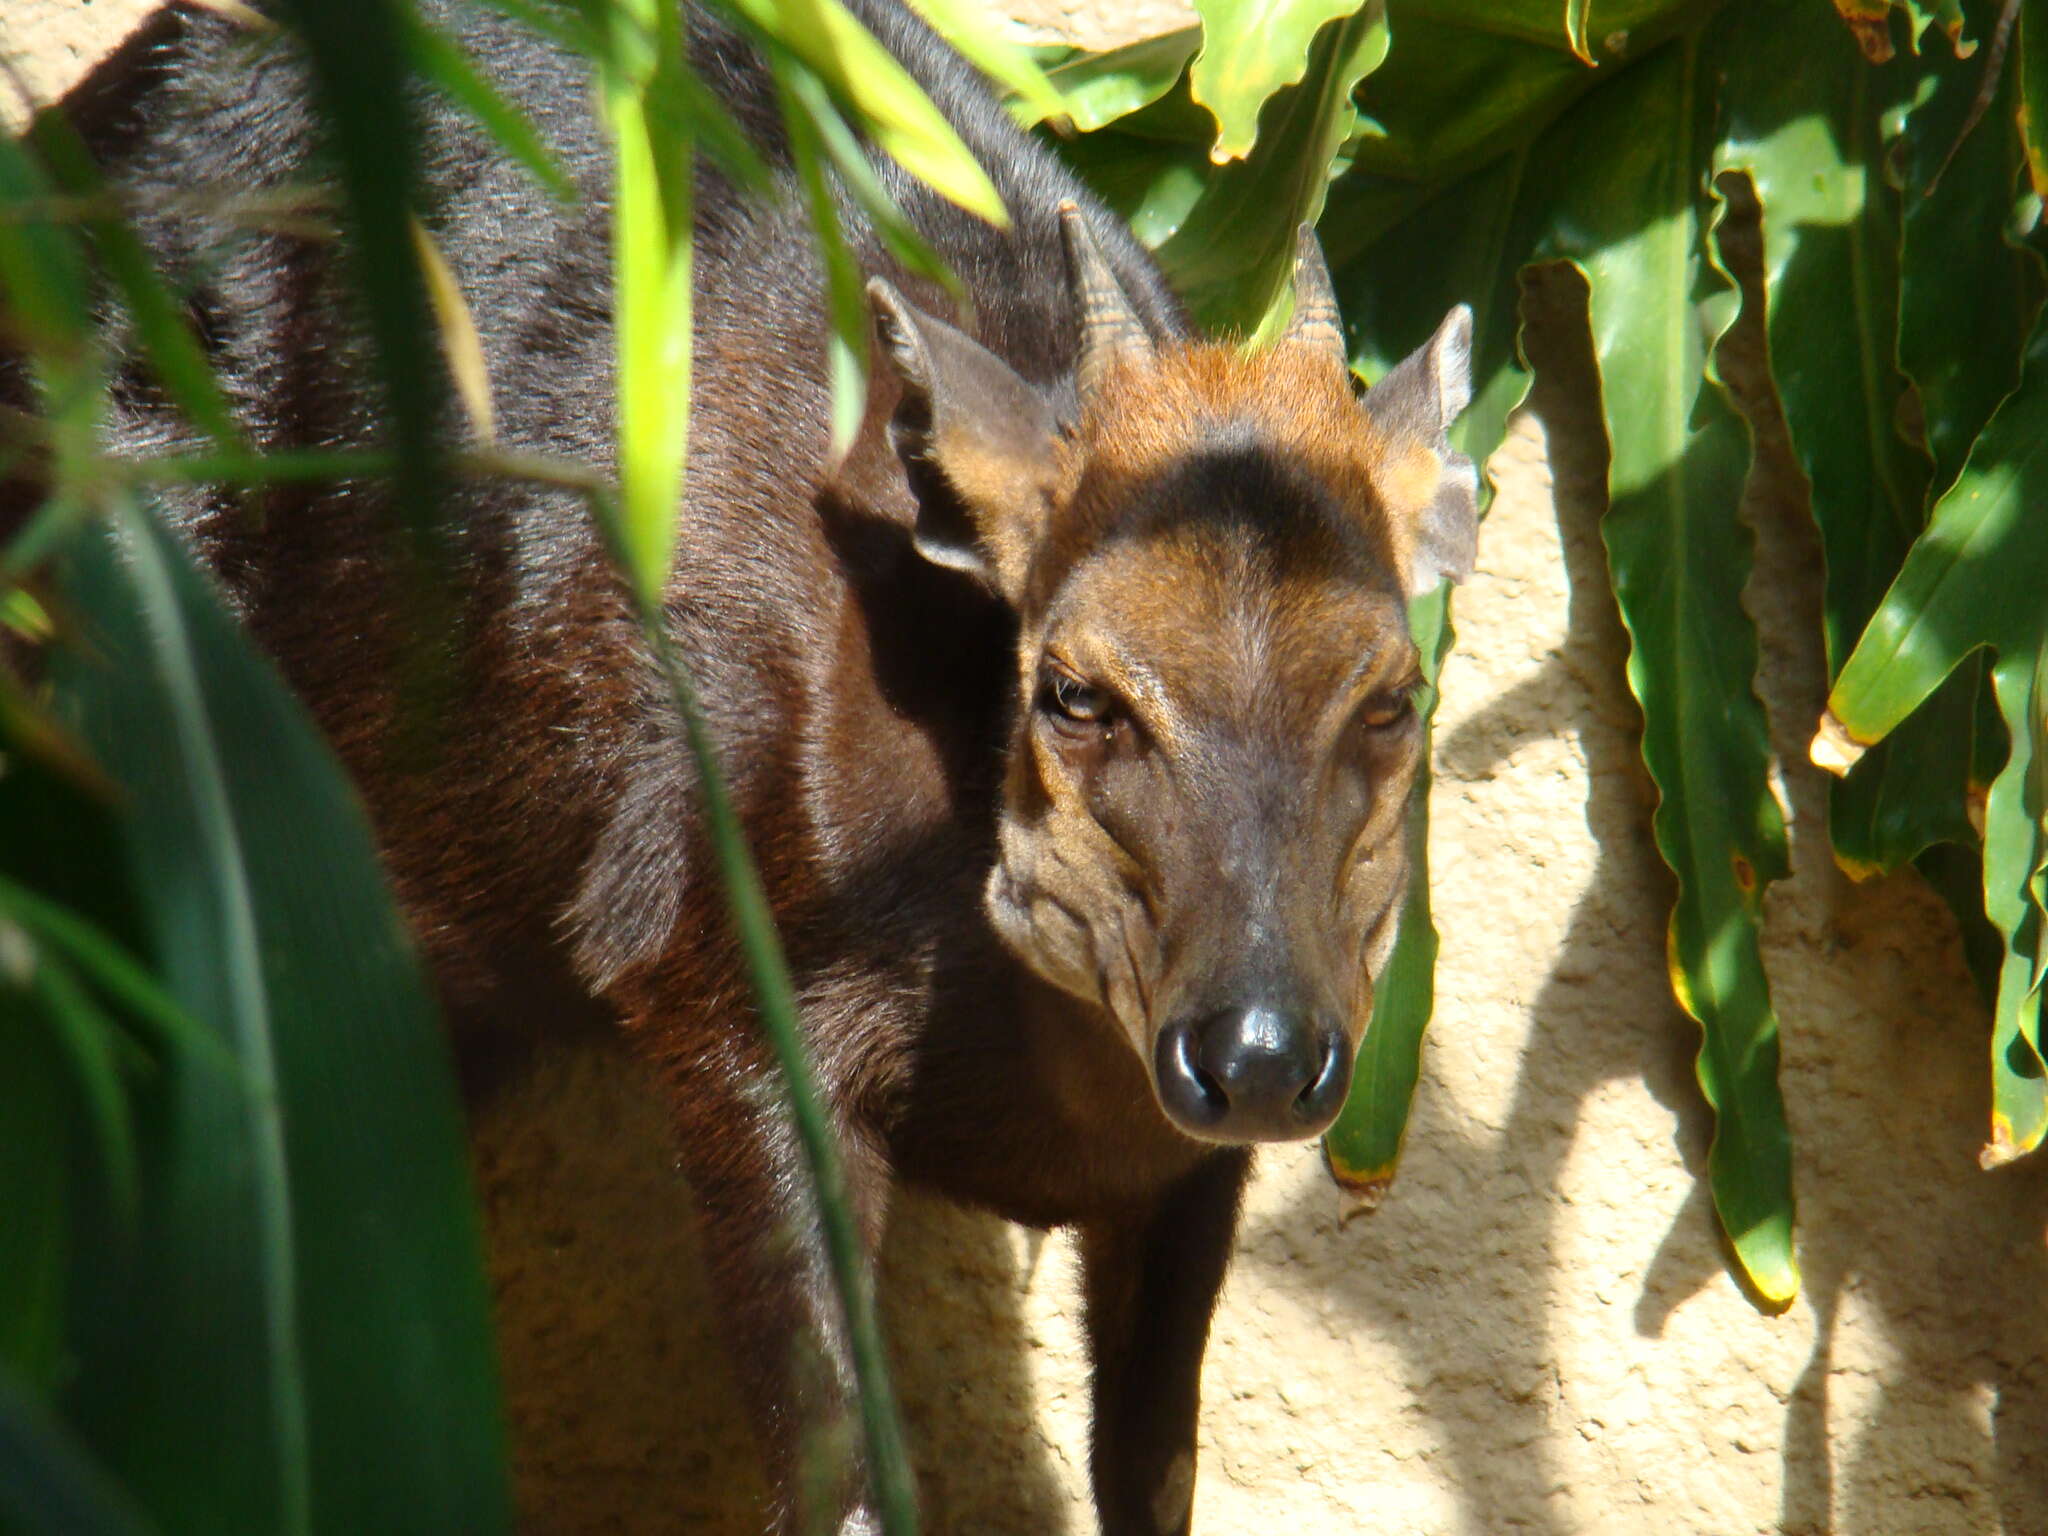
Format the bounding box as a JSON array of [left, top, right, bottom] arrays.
[[40, 504, 509, 1535]]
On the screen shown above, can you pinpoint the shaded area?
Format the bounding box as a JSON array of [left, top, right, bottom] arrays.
[[467, 1026, 1076, 1535]]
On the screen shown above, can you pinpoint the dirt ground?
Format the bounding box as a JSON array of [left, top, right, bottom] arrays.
[[13, 4, 2048, 1532]]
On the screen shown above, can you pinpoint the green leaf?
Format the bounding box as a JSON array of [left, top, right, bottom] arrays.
[[0, 874, 226, 1070], [0, 986, 70, 1395], [1025, 27, 1200, 132], [275, 0, 449, 579], [1709, 0, 1985, 876], [725, 0, 1009, 224], [1190, 0, 1370, 162], [2021, 0, 2048, 204], [600, 10, 694, 609], [1339, 13, 1598, 189], [401, 9, 577, 203], [1323, 583, 1452, 1207], [47, 504, 510, 1534], [771, 59, 954, 292], [1319, 177, 1533, 1190], [1821, 315, 2048, 1163], [1538, 33, 1798, 1304], [1154, 6, 1391, 330], [0, 128, 93, 373], [776, 64, 871, 459], [22, 114, 245, 455], [29, 952, 140, 1225], [904, 0, 1068, 125], [1335, 148, 1535, 466], [1901, 0, 2041, 494]]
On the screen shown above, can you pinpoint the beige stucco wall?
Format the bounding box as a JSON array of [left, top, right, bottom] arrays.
[[16, 6, 2048, 1532]]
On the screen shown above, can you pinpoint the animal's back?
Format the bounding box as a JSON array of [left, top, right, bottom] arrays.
[[79, 0, 1167, 1026]]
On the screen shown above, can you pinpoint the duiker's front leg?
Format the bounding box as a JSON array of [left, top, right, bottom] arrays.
[[654, 1039, 895, 1536], [1079, 1151, 1251, 1536]]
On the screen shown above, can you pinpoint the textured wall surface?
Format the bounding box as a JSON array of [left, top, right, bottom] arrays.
[[23, 6, 2048, 1532], [0, 0, 161, 128]]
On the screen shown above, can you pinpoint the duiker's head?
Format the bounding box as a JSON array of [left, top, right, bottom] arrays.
[[871, 207, 1476, 1145]]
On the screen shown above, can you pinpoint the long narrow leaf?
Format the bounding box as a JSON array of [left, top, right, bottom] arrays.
[[725, 0, 1009, 224], [600, 31, 693, 608], [593, 8, 918, 1525], [776, 66, 873, 459], [0, 996, 69, 1394], [274, 0, 448, 582], [903, 0, 1067, 124], [1711, 2, 1979, 876], [30, 952, 140, 1223], [1323, 583, 1451, 1206], [401, 9, 576, 202], [49, 504, 510, 1534], [22, 115, 244, 454], [1538, 33, 1798, 1304], [0, 873, 227, 1069]]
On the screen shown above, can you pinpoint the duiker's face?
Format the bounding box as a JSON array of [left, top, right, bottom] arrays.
[[872, 212, 1474, 1144], [991, 475, 1421, 1139]]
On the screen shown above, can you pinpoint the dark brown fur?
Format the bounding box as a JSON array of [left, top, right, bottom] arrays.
[[31, 4, 1479, 1531]]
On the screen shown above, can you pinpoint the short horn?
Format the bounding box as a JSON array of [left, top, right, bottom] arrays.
[[1060, 200, 1151, 402], [1283, 224, 1347, 364]]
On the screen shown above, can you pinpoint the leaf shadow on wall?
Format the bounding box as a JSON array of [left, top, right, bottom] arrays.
[[1244, 263, 1705, 1536], [1243, 255, 2048, 1535]]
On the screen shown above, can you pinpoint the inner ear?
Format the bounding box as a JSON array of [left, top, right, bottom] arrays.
[[1361, 305, 1478, 596], [868, 279, 1061, 603]]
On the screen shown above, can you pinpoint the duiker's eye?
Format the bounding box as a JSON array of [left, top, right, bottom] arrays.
[[1040, 665, 1113, 725], [1358, 683, 1418, 731]]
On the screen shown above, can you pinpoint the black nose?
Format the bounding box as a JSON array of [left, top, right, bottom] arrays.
[[1153, 1008, 1353, 1142]]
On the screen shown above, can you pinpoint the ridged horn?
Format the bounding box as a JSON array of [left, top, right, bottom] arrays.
[[1060, 200, 1151, 402], [1283, 224, 1347, 364]]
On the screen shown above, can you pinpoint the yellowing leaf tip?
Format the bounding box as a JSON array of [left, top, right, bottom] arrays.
[[1809, 710, 1868, 776]]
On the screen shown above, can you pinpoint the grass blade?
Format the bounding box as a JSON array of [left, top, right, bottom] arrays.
[[401, 9, 576, 202], [727, 0, 1009, 224]]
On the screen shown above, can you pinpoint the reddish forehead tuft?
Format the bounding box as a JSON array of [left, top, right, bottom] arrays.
[[1067, 342, 1391, 490]]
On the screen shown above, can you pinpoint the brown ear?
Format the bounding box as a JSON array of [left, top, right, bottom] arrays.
[[868, 278, 1060, 602], [1361, 305, 1478, 596]]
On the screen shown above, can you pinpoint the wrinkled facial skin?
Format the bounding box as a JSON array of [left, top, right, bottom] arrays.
[[984, 472, 1425, 1143]]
